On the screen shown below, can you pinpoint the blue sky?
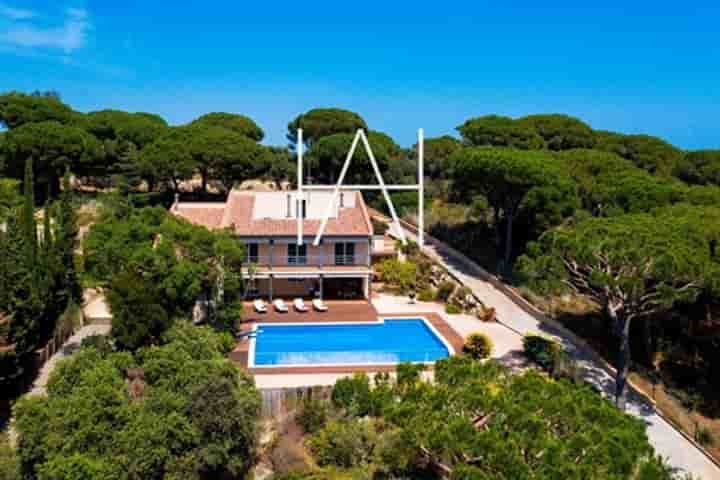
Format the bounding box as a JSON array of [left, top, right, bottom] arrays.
[[1, 1, 719, 148]]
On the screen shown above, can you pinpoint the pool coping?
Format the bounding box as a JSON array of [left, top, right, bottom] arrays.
[[248, 316, 455, 369], [230, 312, 465, 374]]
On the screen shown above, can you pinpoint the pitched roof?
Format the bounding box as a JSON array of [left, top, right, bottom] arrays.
[[171, 202, 225, 229], [172, 190, 373, 237]]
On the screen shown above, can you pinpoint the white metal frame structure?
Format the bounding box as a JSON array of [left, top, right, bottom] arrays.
[[296, 128, 424, 248]]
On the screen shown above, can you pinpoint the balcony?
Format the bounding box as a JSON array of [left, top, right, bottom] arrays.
[[244, 254, 369, 268]]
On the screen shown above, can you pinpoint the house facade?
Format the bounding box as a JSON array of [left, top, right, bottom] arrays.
[[172, 189, 381, 299]]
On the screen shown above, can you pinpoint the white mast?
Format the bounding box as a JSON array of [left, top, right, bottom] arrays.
[[297, 128, 303, 245], [418, 128, 424, 247]]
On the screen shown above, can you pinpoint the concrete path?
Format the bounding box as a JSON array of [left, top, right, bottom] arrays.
[[396, 226, 719, 479], [372, 293, 525, 362], [28, 324, 111, 396], [82, 289, 112, 325]]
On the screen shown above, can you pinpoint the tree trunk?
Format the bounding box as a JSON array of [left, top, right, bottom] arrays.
[[615, 314, 633, 410], [201, 169, 208, 193], [49, 172, 61, 199], [493, 208, 503, 272], [145, 176, 156, 193], [643, 318, 655, 365], [493, 208, 502, 248], [504, 210, 514, 274]]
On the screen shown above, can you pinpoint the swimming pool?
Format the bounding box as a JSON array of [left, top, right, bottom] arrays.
[[250, 318, 453, 367]]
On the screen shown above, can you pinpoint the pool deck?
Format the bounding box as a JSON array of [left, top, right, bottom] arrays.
[[230, 300, 464, 374]]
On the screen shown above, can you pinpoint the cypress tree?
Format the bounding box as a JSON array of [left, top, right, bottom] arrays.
[[42, 200, 52, 255], [54, 168, 81, 304], [21, 157, 37, 268]]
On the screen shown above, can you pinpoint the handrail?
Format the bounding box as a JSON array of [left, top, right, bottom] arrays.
[[243, 254, 366, 267]]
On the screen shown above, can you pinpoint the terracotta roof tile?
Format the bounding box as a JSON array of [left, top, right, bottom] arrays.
[[173, 203, 225, 229], [173, 191, 372, 237]]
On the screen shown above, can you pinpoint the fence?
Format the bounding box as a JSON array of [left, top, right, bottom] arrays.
[[32, 303, 84, 370], [260, 386, 333, 420]]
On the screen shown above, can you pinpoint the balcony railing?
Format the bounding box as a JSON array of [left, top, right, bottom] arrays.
[[334, 254, 356, 266], [243, 254, 368, 267]]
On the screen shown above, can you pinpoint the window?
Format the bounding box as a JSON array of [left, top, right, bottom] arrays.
[[247, 244, 259, 263], [288, 244, 307, 265], [339, 192, 345, 208], [286, 194, 292, 218], [297, 199, 307, 218], [334, 242, 355, 265]]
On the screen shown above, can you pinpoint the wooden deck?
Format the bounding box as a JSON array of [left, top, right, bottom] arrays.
[[229, 303, 465, 374], [241, 300, 379, 324]]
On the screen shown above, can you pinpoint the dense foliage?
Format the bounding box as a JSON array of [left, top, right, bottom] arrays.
[[0, 178, 20, 223], [306, 130, 412, 185], [287, 108, 368, 147], [0, 166, 80, 384], [0, 92, 290, 197], [83, 205, 246, 342], [13, 321, 261, 480], [449, 148, 578, 270], [517, 207, 719, 406], [286, 358, 677, 479]]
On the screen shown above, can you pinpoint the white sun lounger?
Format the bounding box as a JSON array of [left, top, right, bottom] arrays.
[[312, 299, 328, 312], [273, 298, 289, 313], [294, 298, 309, 312], [253, 299, 267, 313]]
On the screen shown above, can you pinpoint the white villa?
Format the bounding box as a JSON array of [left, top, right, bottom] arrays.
[[172, 189, 390, 300]]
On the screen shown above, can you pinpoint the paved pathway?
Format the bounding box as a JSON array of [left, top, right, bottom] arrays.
[[7, 323, 111, 447], [393, 224, 719, 479], [29, 324, 111, 396]]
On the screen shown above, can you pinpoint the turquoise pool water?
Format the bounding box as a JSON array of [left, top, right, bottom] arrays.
[[252, 318, 451, 366]]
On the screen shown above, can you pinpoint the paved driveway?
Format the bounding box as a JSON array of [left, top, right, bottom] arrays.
[[396, 226, 720, 480]]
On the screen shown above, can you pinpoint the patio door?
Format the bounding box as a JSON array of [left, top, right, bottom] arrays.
[[334, 242, 355, 265], [288, 244, 307, 265], [247, 243, 259, 263]]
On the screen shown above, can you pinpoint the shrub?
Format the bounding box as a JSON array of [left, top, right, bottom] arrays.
[[435, 280, 456, 302], [107, 270, 172, 351], [308, 419, 377, 469], [296, 398, 329, 434], [480, 306, 496, 322], [463, 333, 493, 359], [396, 363, 426, 388], [371, 218, 388, 235], [332, 373, 372, 416], [523, 335, 563, 372], [445, 303, 461, 315], [0, 434, 19, 480], [696, 426, 715, 446], [375, 259, 417, 294], [417, 288, 435, 302], [80, 334, 114, 355], [270, 434, 311, 474], [396, 239, 420, 257]]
